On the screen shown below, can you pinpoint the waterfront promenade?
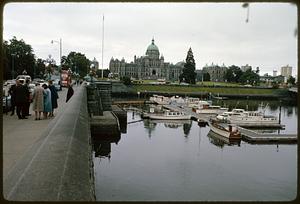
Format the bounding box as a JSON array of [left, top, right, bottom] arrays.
[[2, 85, 82, 178], [3, 86, 77, 178], [3, 84, 95, 201]]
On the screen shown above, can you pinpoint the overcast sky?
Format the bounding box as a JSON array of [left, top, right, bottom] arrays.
[[3, 2, 298, 76]]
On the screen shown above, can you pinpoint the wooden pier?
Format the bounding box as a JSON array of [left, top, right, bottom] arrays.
[[237, 126, 297, 143]]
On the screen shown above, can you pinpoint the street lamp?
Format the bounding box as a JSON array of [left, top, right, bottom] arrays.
[[51, 38, 62, 87]]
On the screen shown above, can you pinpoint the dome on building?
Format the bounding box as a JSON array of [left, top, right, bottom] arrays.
[[146, 38, 160, 58], [175, 61, 185, 67]]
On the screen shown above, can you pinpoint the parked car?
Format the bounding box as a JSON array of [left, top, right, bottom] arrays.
[[2, 92, 11, 113], [16, 75, 32, 83]]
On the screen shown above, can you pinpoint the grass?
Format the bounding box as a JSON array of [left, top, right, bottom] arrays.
[[132, 84, 285, 95]]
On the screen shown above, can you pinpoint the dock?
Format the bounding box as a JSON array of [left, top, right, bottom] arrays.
[[237, 126, 297, 143]]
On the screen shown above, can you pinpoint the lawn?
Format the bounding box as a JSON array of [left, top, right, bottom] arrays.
[[132, 84, 284, 95]]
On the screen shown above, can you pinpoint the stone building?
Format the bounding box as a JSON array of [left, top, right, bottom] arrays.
[[281, 65, 292, 78], [202, 63, 227, 82], [109, 38, 184, 81]]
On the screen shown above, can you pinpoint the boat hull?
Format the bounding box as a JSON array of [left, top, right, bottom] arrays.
[[209, 123, 241, 139], [148, 115, 191, 120]]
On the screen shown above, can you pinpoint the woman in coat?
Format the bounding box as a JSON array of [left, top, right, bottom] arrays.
[[32, 83, 44, 120], [42, 84, 52, 119]]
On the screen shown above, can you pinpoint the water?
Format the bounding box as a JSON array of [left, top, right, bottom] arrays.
[[93, 99, 297, 201]]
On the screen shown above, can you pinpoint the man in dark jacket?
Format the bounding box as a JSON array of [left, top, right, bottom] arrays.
[[8, 83, 17, 115], [15, 80, 29, 119]]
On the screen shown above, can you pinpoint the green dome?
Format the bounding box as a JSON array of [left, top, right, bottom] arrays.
[[146, 38, 160, 58]]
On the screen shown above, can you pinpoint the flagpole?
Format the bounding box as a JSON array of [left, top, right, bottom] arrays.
[[101, 14, 104, 78]]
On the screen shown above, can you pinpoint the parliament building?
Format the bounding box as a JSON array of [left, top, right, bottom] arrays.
[[109, 38, 184, 81]]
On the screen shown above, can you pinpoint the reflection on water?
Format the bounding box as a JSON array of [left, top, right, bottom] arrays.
[[93, 99, 297, 201], [144, 119, 193, 137]]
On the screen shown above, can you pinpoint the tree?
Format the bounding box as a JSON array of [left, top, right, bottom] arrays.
[[96, 69, 110, 78], [287, 76, 296, 85], [225, 65, 243, 83], [121, 76, 132, 85], [61, 52, 90, 78], [203, 72, 211, 81], [3, 36, 35, 80], [179, 47, 196, 84], [239, 69, 260, 85], [34, 58, 46, 78]]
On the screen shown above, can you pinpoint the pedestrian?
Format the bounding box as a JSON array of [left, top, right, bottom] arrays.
[[24, 79, 31, 116], [48, 80, 59, 117], [32, 83, 44, 120], [15, 80, 29, 119], [66, 83, 74, 102], [42, 84, 52, 119], [8, 82, 17, 116]]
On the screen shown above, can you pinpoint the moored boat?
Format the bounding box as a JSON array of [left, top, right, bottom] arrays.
[[148, 110, 191, 120], [208, 121, 241, 139], [149, 95, 171, 105], [194, 104, 228, 115]]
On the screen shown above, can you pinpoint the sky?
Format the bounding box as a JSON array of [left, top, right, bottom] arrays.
[[3, 2, 298, 76]]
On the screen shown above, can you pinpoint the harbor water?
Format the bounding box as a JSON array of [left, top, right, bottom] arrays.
[[93, 99, 297, 201]]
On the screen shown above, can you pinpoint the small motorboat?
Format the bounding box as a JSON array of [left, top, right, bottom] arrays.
[[208, 121, 241, 139]]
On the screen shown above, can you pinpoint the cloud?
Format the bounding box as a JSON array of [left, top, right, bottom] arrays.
[[3, 2, 297, 75]]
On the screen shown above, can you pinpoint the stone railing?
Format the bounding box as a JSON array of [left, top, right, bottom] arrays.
[[3, 84, 95, 201]]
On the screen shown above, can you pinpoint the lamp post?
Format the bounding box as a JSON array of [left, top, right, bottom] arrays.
[[51, 38, 62, 87]]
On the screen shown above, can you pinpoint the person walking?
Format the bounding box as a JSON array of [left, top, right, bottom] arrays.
[[32, 83, 44, 120], [15, 80, 29, 119], [48, 80, 59, 117], [42, 84, 52, 119], [8, 82, 17, 116], [24, 79, 31, 116], [66, 83, 74, 102]]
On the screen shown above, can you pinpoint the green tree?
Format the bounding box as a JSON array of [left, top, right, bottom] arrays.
[[179, 48, 196, 84], [61, 52, 90, 77], [96, 69, 110, 78], [34, 58, 46, 79], [239, 69, 260, 85], [287, 76, 296, 85], [3, 36, 35, 80], [121, 76, 132, 85], [225, 65, 243, 83], [203, 72, 211, 81]]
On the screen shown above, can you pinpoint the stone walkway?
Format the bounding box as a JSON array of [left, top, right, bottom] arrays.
[[2, 85, 80, 178]]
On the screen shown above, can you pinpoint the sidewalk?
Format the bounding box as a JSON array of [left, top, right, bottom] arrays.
[[2, 85, 79, 178]]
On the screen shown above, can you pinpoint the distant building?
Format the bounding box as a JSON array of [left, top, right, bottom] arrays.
[[202, 63, 227, 82], [241, 64, 252, 72], [91, 57, 99, 69], [281, 65, 292, 79], [273, 70, 277, 77], [260, 73, 284, 84], [109, 38, 184, 81]]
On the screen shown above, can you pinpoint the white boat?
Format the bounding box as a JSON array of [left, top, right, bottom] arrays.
[[149, 95, 171, 105], [228, 111, 280, 127], [208, 121, 241, 139], [170, 95, 185, 105], [148, 110, 191, 120], [216, 109, 245, 121], [194, 103, 229, 115]]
